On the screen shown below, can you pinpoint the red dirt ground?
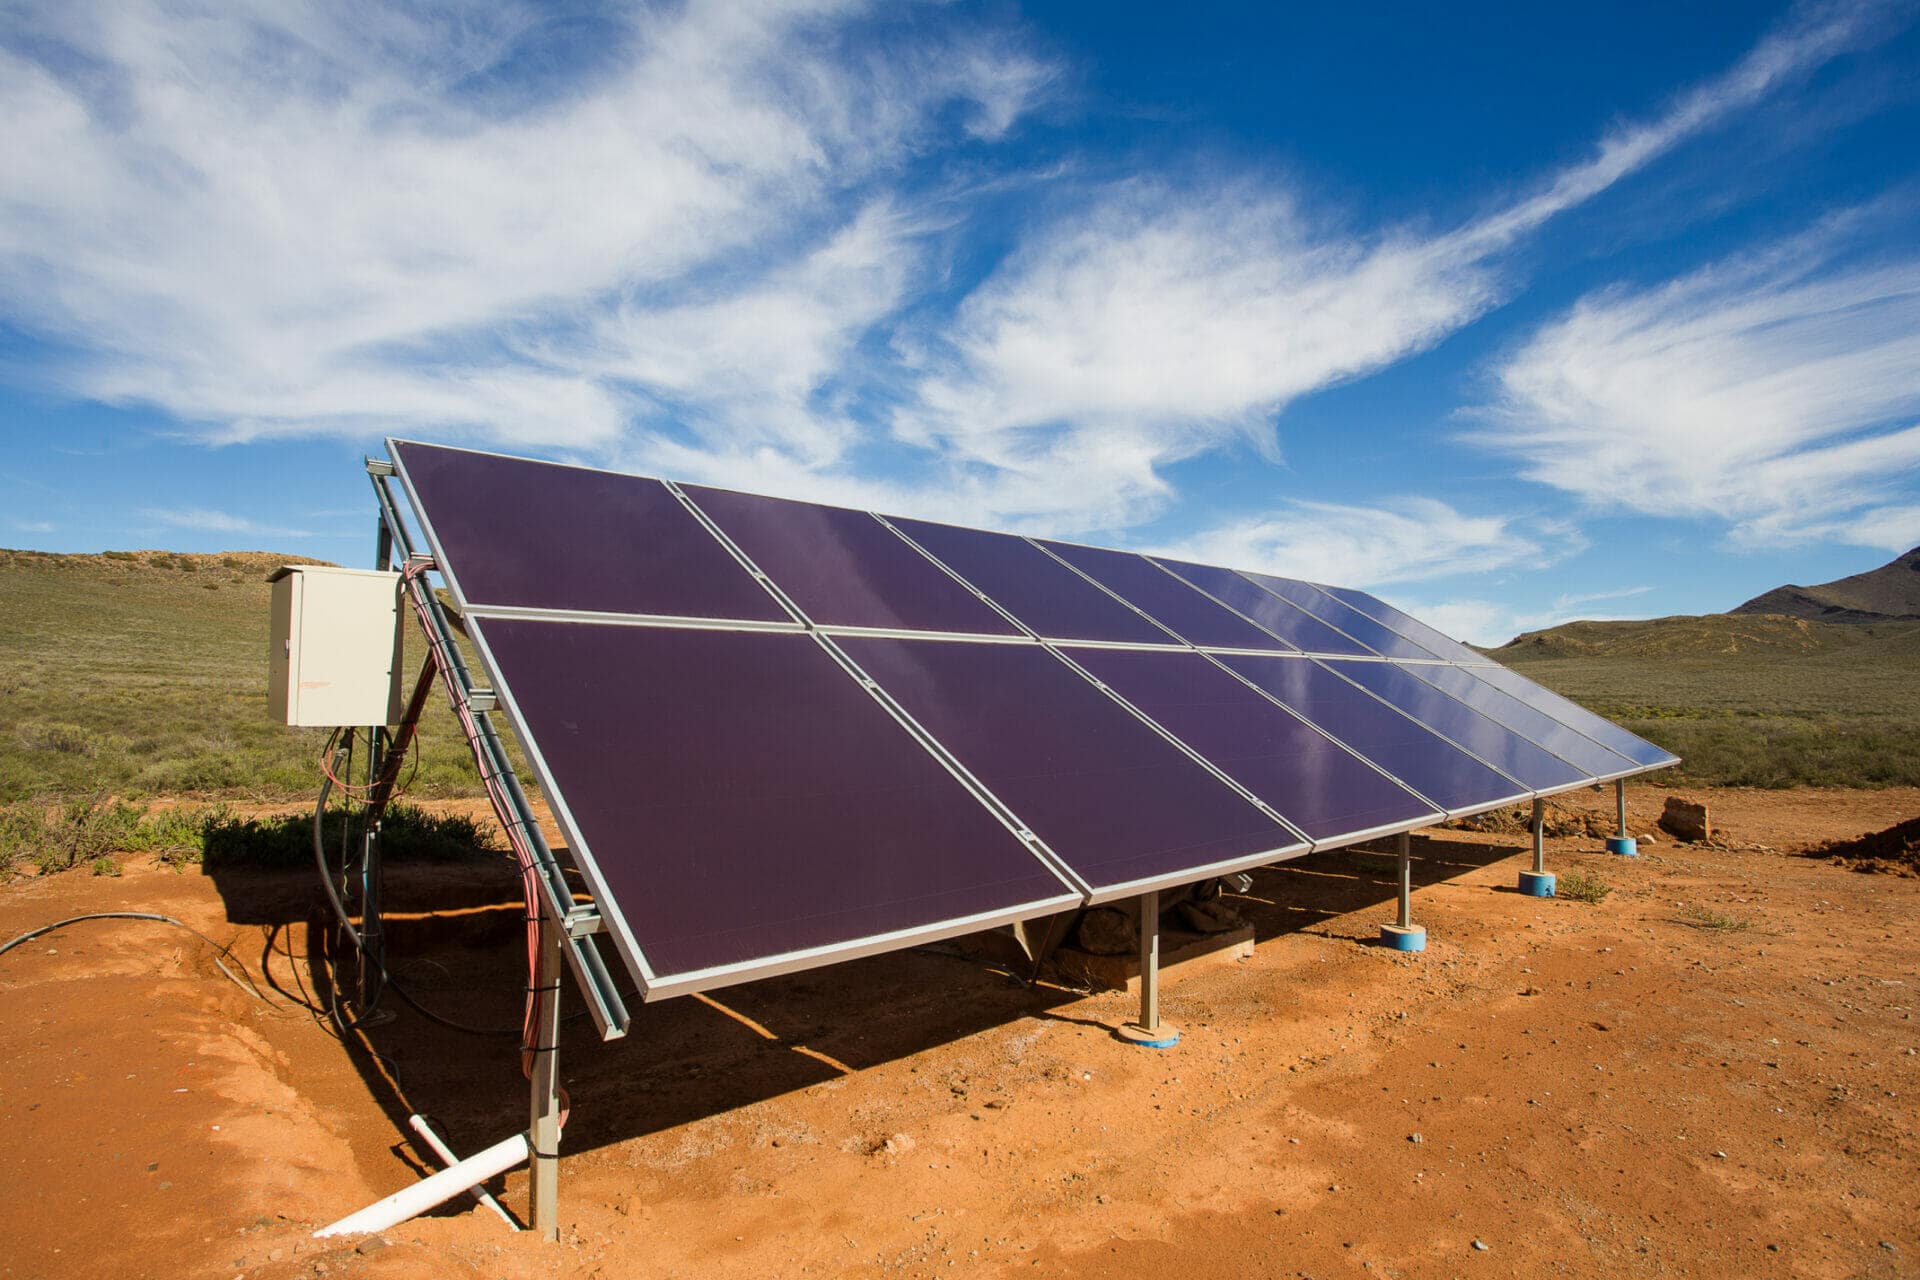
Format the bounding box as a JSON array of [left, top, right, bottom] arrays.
[[2, 783, 1916, 1280]]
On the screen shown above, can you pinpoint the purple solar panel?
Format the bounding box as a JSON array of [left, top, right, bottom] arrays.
[[1220, 655, 1530, 814], [889, 518, 1177, 645], [682, 485, 1019, 635], [1155, 558, 1374, 656], [1464, 664, 1678, 770], [1316, 584, 1488, 665], [1040, 542, 1292, 651], [1069, 649, 1439, 840], [394, 442, 787, 623], [472, 621, 1077, 985], [1246, 573, 1443, 661], [1405, 663, 1639, 779], [838, 637, 1301, 897], [1322, 659, 1592, 791]]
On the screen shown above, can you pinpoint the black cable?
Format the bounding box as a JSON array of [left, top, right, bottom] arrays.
[[313, 747, 519, 1038], [0, 912, 277, 1006]]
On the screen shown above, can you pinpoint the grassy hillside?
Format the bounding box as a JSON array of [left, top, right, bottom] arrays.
[[3, 548, 1915, 801], [1494, 614, 1920, 787], [0, 548, 509, 803]]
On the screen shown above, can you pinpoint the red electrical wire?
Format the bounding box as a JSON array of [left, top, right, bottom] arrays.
[[397, 561, 557, 1106]]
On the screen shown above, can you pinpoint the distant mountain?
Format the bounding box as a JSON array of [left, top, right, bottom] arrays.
[[1731, 546, 1920, 624]]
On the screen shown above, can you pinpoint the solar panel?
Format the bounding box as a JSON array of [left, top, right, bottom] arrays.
[[1315, 584, 1489, 665], [1403, 662, 1639, 780], [1039, 542, 1293, 651], [1321, 659, 1592, 790], [838, 636, 1303, 898], [1466, 663, 1679, 769], [470, 620, 1080, 991], [1067, 648, 1442, 840], [1155, 558, 1375, 656], [386, 439, 1681, 1005], [393, 442, 789, 624], [1218, 655, 1531, 815], [889, 518, 1178, 645], [1246, 573, 1443, 661], [681, 484, 1019, 636]]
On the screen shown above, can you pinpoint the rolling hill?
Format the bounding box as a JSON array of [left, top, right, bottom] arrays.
[[1731, 545, 1920, 624]]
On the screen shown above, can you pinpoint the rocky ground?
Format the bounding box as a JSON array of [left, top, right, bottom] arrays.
[[1, 783, 1916, 1280]]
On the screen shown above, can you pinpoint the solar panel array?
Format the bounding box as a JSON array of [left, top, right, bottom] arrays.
[[392, 441, 1677, 1000]]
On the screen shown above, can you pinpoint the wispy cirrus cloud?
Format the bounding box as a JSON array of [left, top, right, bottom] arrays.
[[0, 0, 1052, 448], [1159, 496, 1586, 588], [0, 0, 1902, 561], [1470, 210, 1920, 552], [140, 507, 316, 539]]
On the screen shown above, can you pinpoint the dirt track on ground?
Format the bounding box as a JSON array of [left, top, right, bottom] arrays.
[[2, 784, 1917, 1280]]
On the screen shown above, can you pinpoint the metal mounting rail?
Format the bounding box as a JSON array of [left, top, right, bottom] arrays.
[[368, 464, 631, 1040]]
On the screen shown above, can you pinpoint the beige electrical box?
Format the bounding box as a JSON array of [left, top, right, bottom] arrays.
[[267, 565, 406, 727]]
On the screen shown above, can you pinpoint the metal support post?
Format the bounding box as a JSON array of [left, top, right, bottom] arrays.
[[1380, 831, 1426, 950], [1519, 797, 1555, 896], [1606, 778, 1638, 857], [529, 908, 564, 1240], [1117, 891, 1179, 1047], [355, 514, 396, 1018]]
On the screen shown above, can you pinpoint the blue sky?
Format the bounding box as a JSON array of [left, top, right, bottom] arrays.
[[2, 0, 1917, 644]]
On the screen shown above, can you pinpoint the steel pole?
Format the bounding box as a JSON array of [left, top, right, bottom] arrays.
[[1615, 779, 1628, 837], [1137, 890, 1160, 1033], [1397, 832, 1412, 930], [529, 909, 564, 1240], [1531, 798, 1546, 874]]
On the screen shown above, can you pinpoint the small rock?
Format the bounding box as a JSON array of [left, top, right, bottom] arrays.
[[882, 1133, 915, 1155], [1882, 1241, 1898, 1252], [1095, 1194, 1109, 1205], [1408, 1133, 1423, 1144], [1520, 987, 1542, 997], [147, 1163, 160, 1173], [268, 1250, 285, 1263], [1712, 1151, 1727, 1159], [355, 1237, 388, 1255], [1472, 1239, 1489, 1251]]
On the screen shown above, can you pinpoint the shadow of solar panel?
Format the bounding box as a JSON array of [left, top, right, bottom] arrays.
[[1322, 659, 1591, 791], [1218, 655, 1531, 815], [889, 518, 1177, 645], [839, 637, 1302, 899], [1040, 542, 1292, 651], [1246, 573, 1442, 660], [681, 484, 1019, 635], [1469, 664, 1679, 769], [393, 442, 788, 623], [1316, 584, 1489, 665], [1404, 662, 1639, 779], [1154, 558, 1373, 656], [470, 621, 1079, 992], [1068, 649, 1441, 840]]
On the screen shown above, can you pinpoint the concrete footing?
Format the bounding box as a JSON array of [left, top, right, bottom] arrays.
[[1605, 836, 1639, 857], [1517, 870, 1556, 898], [1379, 923, 1427, 951]]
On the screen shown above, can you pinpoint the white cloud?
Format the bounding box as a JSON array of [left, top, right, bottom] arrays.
[[1472, 216, 1920, 551], [0, 0, 1050, 446], [0, 0, 1893, 554], [141, 507, 313, 538], [1159, 496, 1584, 588], [882, 1, 1887, 535], [9, 519, 55, 534]]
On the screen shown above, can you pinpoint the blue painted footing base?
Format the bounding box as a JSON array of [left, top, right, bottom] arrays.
[[1116, 1023, 1181, 1049], [1380, 923, 1427, 951], [1518, 870, 1556, 898], [1606, 836, 1638, 857]]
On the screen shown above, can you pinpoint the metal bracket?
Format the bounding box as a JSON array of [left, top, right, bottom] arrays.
[[468, 688, 497, 712], [564, 906, 605, 938], [365, 457, 397, 477]]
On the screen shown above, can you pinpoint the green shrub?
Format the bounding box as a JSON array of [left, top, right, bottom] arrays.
[[1558, 869, 1613, 904]]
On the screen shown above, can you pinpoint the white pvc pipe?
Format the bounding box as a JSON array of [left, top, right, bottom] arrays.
[[407, 1115, 518, 1230], [314, 1132, 529, 1238]]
